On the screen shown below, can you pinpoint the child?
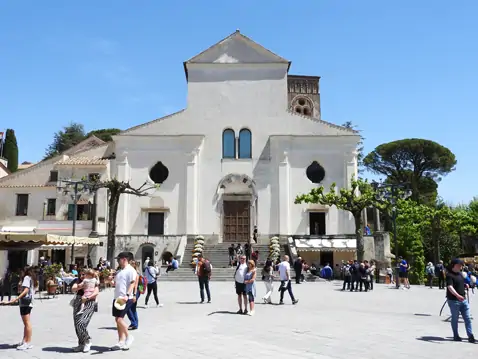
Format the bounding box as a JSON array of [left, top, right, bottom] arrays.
[[76, 269, 98, 315]]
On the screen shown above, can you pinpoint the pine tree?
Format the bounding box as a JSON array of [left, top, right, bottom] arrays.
[[3, 129, 18, 172]]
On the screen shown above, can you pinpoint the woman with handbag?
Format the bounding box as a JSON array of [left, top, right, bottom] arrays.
[[2, 266, 38, 351], [144, 260, 160, 308], [71, 270, 100, 353]]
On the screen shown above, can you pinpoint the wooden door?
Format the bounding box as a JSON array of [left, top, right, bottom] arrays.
[[223, 201, 250, 242]]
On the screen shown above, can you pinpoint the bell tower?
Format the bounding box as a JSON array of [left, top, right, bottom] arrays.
[[287, 75, 321, 119]]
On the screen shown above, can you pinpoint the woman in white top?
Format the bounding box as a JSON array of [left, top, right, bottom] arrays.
[[3, 266, 38, 351]]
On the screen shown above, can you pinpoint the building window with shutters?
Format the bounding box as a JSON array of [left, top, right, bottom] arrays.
[[238, 128, 252, 159], [49, 171, 58, 182], [222, 129, 236, 159], [16, 194, 29, 216], [46, 198, 56, 216]]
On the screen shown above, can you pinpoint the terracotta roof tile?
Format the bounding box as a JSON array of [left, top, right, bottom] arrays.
[[55, 156, 108, 166], [0, 184, 56, 188]]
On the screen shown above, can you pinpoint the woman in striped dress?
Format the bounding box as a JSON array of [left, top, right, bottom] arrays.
[[71, 270, 99, 353]]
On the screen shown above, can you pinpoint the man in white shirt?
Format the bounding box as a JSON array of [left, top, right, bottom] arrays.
[[112, 252, 137, 351], [234, 255, 249, 314], [278, 255, 299, 305]]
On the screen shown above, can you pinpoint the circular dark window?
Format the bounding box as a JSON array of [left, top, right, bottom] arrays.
[[298, 98, 306, 106], [306, 161, 326, 184], [303, 107, 311, 116], [295, 107, 302, 114], [149, 161, 169, 184]]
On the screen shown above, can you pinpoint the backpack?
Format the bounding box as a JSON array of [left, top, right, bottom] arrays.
[[203, 260, 211, 274], [138, 275, 147, 294], [344, 265, 351, 277]]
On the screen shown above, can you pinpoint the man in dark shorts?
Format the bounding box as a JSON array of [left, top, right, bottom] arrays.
[[234, 255, 248, 314], [111, 252, 137, 351], [446, 258, 475, 343]]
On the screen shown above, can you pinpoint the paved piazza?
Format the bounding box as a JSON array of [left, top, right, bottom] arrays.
[[0, 281, 477, 358]]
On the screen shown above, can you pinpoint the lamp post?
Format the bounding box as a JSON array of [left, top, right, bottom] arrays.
[[57, 179, 93, 267], [371, 181, 412, 289]]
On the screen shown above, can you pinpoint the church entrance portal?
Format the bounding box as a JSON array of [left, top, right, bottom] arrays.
[[223, 201, 250, 242], [141, 245, 154, 271]]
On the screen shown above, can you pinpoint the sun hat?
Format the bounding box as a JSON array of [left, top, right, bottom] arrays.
[[114, 297, 127, 310]]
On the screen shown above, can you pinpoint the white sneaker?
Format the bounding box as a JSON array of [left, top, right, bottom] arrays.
[[157, 303, 163, 307], [248, 310, 255, 316], [17, 343, 33, 351], [83, 341, 91, 353], [144, 303, 149, 309], [123, 335, 134, 350], [73, 345, 84, 352], [111, 342, 125, 351]]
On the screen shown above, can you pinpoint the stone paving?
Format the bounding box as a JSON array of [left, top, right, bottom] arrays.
[[0, 281, 477, 358]]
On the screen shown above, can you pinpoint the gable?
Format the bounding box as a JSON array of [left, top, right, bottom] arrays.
[[185, 31, 290, 65]]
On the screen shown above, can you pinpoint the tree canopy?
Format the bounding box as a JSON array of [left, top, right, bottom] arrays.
[[44, 123, 121, 160], [3, 129, 18, 172], [295, 177, 383, 261], [363, 138, 456, 203]]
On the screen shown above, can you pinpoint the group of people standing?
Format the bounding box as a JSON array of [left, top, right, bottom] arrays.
[[341, 260, 377, 292]]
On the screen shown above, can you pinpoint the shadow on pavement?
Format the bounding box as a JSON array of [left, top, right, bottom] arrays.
[[207, 310, 238, 316], [0, 344, 17, 350], [414, 313, 432, 317], [43, 345, 111, 353], [416, 336, 452, 343], [177, 301, 201, 304], [98, 326, 117, 330]]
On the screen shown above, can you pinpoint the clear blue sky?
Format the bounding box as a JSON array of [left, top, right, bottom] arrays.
[[1, 1, 476, 204]]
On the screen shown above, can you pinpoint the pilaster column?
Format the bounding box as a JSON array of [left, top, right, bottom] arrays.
[[279, 151, 290, 235], [116, 152, 130, 234], [186, 150, 198, 235], [344, 150, 357, 189]]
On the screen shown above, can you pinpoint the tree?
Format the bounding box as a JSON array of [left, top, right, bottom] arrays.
[[342, 121, 364, 174], [86, 128, 121, 142], [363, 139, 457, 203], [90, 178, 158, 263], [45, 123, 86, 159], [44, 124, 122, 160], [3, 129, 18, 172], [295, 178, 384, 261]]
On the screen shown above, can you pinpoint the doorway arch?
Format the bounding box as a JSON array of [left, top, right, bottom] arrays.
[[141, 245, 154, 271]]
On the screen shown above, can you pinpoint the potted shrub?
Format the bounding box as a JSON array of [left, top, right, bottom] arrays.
[[43, 264, 62, 294]]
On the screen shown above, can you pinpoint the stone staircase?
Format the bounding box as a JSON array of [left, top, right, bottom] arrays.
[[162, 242, 296, 281]]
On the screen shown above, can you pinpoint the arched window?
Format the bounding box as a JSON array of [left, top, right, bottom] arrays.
[[238, 129, 252, 159], [222, 129, 236, 159]]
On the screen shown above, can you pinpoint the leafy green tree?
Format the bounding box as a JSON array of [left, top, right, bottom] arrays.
[[363, 139, 456, 203], [342, 121, 364, 174], [3, 129, 18, 172], [295, 178, 384, 261], [45, 123, 86, 159], [86, 128, 121, 142], [44, 124, 122, 160]]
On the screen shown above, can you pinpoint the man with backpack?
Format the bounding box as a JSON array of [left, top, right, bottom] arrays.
[[342, 261, 352, 291], [196, 254, 211, 303]]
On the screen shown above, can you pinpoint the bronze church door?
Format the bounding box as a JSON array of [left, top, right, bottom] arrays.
[[223, 201, 250, 242]]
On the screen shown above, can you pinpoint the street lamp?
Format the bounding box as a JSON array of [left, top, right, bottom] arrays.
[[371, 181, 412, 289], [57, 179, 93, 267]]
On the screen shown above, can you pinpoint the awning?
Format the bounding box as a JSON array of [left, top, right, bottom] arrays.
[[0, 233, 100, 246], [294, 238, 356, 252], [40, 244, 84, 249], [0, 226, 36, 233]]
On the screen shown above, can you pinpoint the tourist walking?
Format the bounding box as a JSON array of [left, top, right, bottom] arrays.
[[234, 255, 248, 314], [196, 254, 212, 303], [144, 260, 161, 308], [111, 252, 137, 351], [127, 260, 141, 330], [244, 260, 257, 316], [294, 257, 303, 284], [446, 258, 475, 343], [278, 255, 298, 305], [342, 261, 352, 291], [2, 266, 38, 351], [435, 260, 446, 289], [262, 258, 275, 303], [426, 262, 435, 288], [71, 270, 99, 353]]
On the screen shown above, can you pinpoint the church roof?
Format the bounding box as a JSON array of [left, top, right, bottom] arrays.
[[55, 156, 108, 166], [183, 30, 291, 80]]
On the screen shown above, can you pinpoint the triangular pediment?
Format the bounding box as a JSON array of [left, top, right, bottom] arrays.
[[185, 30, 289, 65]]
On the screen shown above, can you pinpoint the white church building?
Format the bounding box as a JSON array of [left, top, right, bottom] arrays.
[[0, 30, 360, 270]]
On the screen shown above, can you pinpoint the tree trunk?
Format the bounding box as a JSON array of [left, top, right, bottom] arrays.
[[107, 190, 120, 264], [354, 214, 364, 262]]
